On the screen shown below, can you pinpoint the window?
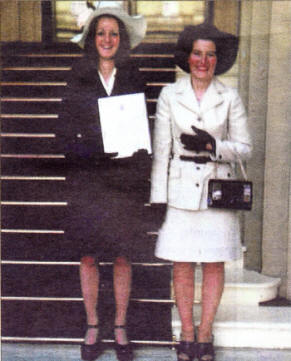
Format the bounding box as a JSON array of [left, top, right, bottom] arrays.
[[53, 1, 205, 43]]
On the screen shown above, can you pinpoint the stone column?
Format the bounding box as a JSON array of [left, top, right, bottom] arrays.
[[0, 0, 42, 42], [19, 1, 42, 42], [261, 0, 291, 297], [239, 1, 272, 272], [0, 0, 20, 41], [287, 171, 291, 300], [214, 0, 239, 34]]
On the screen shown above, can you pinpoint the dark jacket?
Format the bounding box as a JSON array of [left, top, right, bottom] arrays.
[[57, 56, 146, 158]]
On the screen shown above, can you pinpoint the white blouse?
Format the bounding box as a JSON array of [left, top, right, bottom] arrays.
[[98, 68, 117, 95]]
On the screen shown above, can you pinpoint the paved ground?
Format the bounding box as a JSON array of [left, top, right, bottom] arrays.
[[2, 343, 291, 361]]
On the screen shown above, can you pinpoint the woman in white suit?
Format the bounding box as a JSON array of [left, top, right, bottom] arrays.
[[150, 23, 252, 361]]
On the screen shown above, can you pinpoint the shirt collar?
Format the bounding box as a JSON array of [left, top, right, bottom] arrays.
[[98, 67, 117, 96]]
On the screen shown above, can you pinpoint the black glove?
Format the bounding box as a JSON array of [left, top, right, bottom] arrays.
[[150, 203, 167, 230], [131, 149, 150, 163], [65, 135, 118, 163], [94, 152, 119, 161], [180, 125, 216, 154], [66, 152, 118, 166]]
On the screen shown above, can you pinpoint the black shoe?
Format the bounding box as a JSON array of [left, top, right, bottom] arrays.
[[176, 340, 196, 361], [197, 336, 215, 361], [81, 325, 103, 361], [114, 325, 134, 361]]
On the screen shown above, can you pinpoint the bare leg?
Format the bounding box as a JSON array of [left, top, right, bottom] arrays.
[[80, 256, 99, 345], [173, 262, 196, 342], [198, 262, 224, 343], [113, 256, 132, 345]]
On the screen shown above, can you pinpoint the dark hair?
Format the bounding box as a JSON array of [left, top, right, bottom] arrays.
[[83, 14, 131, 66], [175, 23, 239, 75]]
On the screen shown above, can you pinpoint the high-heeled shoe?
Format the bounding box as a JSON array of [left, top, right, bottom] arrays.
[[197, 336, 215, 361], [80, 325, 103, 361], [176, 340, 196, 361], [114, 325, 133, 361]]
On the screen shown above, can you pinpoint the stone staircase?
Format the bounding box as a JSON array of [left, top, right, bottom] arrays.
[[0, 41, 176, 345], [172, 256, 291, 349]]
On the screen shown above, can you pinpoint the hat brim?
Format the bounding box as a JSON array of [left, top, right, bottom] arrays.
[[74, 7, 147, 49], [174, 24, 239, 76]]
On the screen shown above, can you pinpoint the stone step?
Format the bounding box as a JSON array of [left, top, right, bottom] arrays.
[[195, 268, 281, 305], [3, 343, 291, 361], [170, 268, 281, 305], [172, 304, 291, 349]]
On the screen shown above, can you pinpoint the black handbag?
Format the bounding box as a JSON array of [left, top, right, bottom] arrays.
[[207, 158, 253, 211]]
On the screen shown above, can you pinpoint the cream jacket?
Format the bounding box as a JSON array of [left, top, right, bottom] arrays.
[[150, 75, 252, 210]]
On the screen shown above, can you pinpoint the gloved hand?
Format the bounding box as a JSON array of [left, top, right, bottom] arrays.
[[180, 125, 216, 154], [65, 135, 118, 163], [131, 149, 150, 163], [149, 203, 167, 230], [94, 152, 119, 161], [66, 151, 118, 166]]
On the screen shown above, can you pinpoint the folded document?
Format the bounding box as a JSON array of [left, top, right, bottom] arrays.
[[98, 92, 152, 158]]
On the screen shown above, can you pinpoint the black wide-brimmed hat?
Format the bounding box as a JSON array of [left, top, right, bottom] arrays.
[[174, 23, 239, 75]]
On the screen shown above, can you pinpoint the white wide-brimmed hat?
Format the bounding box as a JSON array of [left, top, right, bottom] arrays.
[[73, 6, 147, 49]]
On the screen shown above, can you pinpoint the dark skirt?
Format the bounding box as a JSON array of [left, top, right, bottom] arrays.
[[62, 157, 153, 262]]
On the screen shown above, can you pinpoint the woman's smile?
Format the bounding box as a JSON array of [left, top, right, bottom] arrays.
[[188, 39, 217, 82], [95, 17, 120, 60]]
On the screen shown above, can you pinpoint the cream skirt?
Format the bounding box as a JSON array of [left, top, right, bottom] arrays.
[[155, 206, 242, 263]]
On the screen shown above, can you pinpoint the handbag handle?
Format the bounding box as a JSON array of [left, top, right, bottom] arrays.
[[225, 117, 248, 181], [213, 153, 248, 181], [237, 157, 248, 181]]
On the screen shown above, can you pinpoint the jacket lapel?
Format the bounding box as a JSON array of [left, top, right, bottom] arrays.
[[111, 68, 128, 96], [175, 76, 226, 114], [175, 76, 200, 114], [95, 73, 109, 98], [200, 79, 225, 113]]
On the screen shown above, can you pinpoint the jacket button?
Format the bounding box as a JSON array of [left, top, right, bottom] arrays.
[[196, 183, 199, 187], [218, 155, 222, 160], [227, 173, 231, 177], [77, 133, 82, 138], [197, 117, 202, 121], [196, 167, 200, 170]]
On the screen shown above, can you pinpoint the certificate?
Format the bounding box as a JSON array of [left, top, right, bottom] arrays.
[[98, 93, 152, 158]]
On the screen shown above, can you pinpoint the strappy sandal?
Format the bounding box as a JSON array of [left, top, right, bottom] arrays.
[[81, 325, 103, 361], [114, 325, 134, 361], [176, 340, 196, 361], [197, 337, 215, 361]]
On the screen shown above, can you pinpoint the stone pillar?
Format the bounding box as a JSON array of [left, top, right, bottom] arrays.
[[239, 1, 272, 272], [213, 0, 239, 34], [0, 0, 42, 42], [0, 0, 19, 41], [287, 171, 291, 300], [261, 1, 291, 297]]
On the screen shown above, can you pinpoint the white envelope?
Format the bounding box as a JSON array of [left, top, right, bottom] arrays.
[[98, 92, 152, 158]]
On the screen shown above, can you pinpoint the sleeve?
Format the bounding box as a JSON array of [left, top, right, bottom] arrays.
[[55, 59, 104, 157], [53, 67, 77, 154], [150, 85, 173, 204], [56, 60, 87, 136], [211, 89, 252, 163]]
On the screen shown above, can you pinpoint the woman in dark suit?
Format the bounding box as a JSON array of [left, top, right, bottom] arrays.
[[57, 7, 149, 361]]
